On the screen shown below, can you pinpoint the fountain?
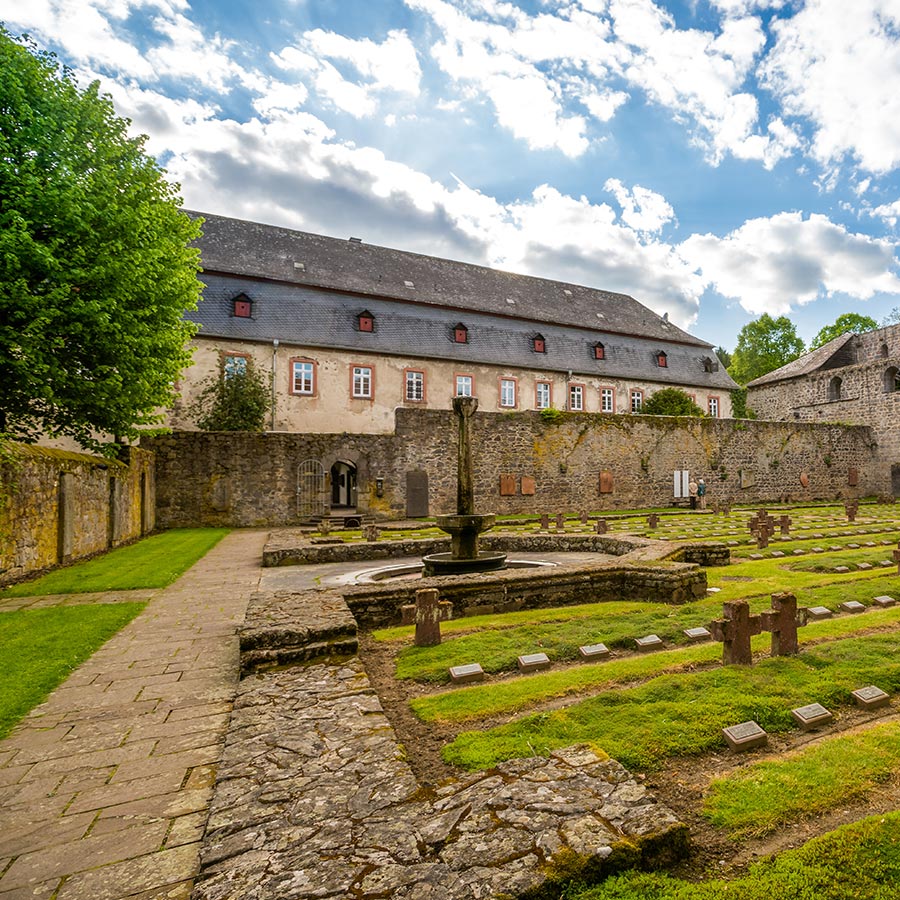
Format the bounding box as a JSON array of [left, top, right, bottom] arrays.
[[422, 397, 508, 577]]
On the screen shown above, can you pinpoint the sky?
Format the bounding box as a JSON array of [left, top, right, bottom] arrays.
[[5, 0, 900, 351]]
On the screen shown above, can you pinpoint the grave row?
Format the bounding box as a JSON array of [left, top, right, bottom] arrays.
[[724, 683, 891, 751], [429, 592, 896, 683]]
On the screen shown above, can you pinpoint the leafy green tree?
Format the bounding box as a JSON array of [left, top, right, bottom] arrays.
[[0, 30, 202, 453], [641, 388, 706, 417], [715, 346, 732, 370], [810, 313, 878, 349], [727, 314, 805, 385], [192, 360, 270, 431]]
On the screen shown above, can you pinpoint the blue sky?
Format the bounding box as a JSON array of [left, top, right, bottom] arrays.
[[5, 0, 900, 351]]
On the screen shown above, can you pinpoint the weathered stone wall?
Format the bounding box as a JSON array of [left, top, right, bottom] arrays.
[[146, 410, 880, 527], [0, 444, 155, 585], [748, 330, 900, 493]]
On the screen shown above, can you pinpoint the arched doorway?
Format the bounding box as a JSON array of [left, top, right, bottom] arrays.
[[331, 461, 358, 509]]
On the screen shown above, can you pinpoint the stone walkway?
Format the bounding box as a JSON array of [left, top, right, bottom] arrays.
[[0, 530, 266, 900]]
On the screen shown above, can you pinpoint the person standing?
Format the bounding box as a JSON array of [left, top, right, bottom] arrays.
[[697, 478, 707, 510], [688, 477, 698, 510]]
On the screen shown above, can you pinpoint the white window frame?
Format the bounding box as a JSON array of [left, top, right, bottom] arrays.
[[708, 395, 720, 418], [352, 365, 373, 399], [535, 381, 551, 409], [405, 370, 424, 402], [631, 390, 643, 413], [455, 375, 473, 397], [500, 378, 516, 408], [223, 354, 247, 380], [600, 387, 614, 413], [292, 360, 314, 395], [569, 384, 584, 411]]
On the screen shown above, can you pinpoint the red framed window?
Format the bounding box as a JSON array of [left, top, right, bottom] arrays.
[[532, 334, 546, 353], [569, 383, 585, 411], [600, 386, 615, 413], [453, 323, 468, 343], [290, 358, 316, 395], [232, 295, 252, 318], [404, 369, 425, 402], [535, 381, 552, 409], [358, 310, 374, 332], [593, 342, 605, 360], [657, 351, 668, 367], [499, 377, 517, 408]]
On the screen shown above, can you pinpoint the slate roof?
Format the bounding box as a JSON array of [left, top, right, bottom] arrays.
[[191, 212, 711, 348], [192, 272, 738, 391], [746, 333, 857, 388]]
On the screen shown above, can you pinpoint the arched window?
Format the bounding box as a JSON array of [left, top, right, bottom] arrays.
[[828, 376, 842, 400], [884, 367, 900, 393], [881, 343, 890, 358]]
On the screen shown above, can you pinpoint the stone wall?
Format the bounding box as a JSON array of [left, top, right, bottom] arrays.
[[146, 410, 880, 528], [0, 444, 155, 585]]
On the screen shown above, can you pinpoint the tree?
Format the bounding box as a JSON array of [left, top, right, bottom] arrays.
[[0, 29, 202, 453], [727, 314, 805, 385], [810, 313, 878, 350], [715, 346, 732, 370], [641, 388, 706, 417], [192, 359, 270, 431], [882, 308, 900, 327]]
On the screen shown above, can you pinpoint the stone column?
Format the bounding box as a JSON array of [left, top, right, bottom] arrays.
[[453, 396, 478, 516]]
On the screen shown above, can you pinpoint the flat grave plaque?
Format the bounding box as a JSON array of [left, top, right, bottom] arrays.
[[857, 562, 873, 571], [792, 702, 834, 730], [723, 720, 768, 751], [847, 543, 861, 549], [811, 547, 825, 553], [833, 566, 851, 574], [840, 600, 866, 613], [449, 663, 485, 684], [852, 685, 890, 709], [770, 550, 785, 558], [635, 634, 663, 651], [792, 549, 805, 555], [684, 626, 712, 642], [518, 652, 551, 672], [579, 643, 611, 661], [873, 595, 897, 607], [807, 606, 833, 619], [829, 546, 842, 552]]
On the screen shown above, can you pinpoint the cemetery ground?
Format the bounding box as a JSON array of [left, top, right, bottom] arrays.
[[353, 502, 900, 895]]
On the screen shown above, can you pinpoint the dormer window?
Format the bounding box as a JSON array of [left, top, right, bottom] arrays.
[[453, 323, 468, 344], [532, 334, 546, 353], [656, 351, 668, 367], [703, 356, 719, 373], [593, 342, 605, 360], [232, 294, 252, 318], [357, 310, 374, 333]]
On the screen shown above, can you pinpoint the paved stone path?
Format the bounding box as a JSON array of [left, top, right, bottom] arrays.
[[0, 530, 266, 900]]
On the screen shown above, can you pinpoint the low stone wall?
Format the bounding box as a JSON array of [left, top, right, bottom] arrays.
[[262, 530, 647, 567], [344, 561, 707, 629], [0, 443, 155, 585]]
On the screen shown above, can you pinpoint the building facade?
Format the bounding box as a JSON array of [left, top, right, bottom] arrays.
[[169, 213, 737, 438], [747, 325, 900, 493]]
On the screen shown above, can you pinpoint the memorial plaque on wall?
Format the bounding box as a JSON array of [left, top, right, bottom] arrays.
[[521, 476, 536, 495], [599, 470, 614, 494], [499, 474, 517, 496], [799, 472, 810, 487], [740, 469, 756, 489], [406, 470, 429, 517], [848, 468, 859, 487]]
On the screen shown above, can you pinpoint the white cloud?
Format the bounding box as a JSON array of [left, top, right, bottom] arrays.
[[604, 178, 675, 234], [866, 199, 900, 228], [761, 0, 900, 174], [680, 212, 900, 315]]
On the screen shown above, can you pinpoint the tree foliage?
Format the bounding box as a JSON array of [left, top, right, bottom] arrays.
[[640, 388, 706, 417], [0, 29, 202, 453], [810, 313, 878, 350], [727, 314, 805, 386], [715, 346, 732, 370], [192, 360, 270, 432]]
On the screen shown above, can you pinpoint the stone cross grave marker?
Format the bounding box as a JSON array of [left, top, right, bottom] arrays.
[[845, 499, 859, 522], [414, 588, 452, 647], [595, 518, 608, 534], [759, 591, 807, 656], [364, 524, 381, 542], [580, 511, 589, 525], [647, 513, 659, 530], [778, 515, 792, 536], [540, 513, 550, 530], [556, 513, 566, 531], [709, 600, 761, 665], [748, 510, 776, 549]]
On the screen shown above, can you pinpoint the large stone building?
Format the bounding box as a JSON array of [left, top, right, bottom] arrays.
[[747, 324, 900, 493], [171, 212, 737, 442]]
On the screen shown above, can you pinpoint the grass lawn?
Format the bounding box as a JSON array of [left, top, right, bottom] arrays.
[[569, 811, 900, 900], [0, 528, 229, 596], [0, 603, 146, 739]]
